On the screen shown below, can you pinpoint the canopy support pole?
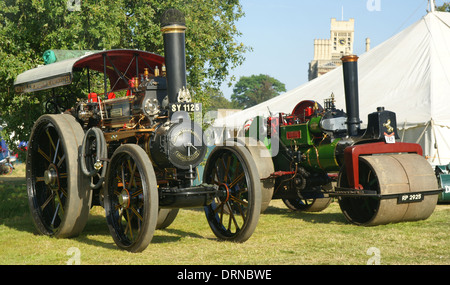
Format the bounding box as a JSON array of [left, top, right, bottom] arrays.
[[87, 67, 91, 94], [103, 54, 108, 99], [135, 53, 139, 79]]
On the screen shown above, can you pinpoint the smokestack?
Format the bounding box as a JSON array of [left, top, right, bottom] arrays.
[[341, 55, 361, 136], [161, 9, 187, 104]]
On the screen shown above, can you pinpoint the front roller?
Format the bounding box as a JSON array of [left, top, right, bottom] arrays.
[[337, 153, 439, 226], [203, 145, 261, 242]]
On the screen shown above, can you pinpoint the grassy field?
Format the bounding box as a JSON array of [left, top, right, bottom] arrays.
[[0, 163, 449, 265]]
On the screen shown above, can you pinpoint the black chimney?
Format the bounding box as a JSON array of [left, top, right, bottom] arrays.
[[161, 9, 187, 104], [341, 55, 361, 136]]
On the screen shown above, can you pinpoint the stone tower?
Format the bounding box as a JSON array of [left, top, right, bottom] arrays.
[[308, 18, 355, 80]]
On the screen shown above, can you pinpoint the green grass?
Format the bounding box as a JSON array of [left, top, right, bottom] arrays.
[[1, 164, 449, 265]]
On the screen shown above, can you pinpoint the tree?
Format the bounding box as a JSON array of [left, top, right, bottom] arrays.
[[231, 74, 286, 109], [0, 0, 249, 151], [437, 2, 450, 12], [208, 89, 235, 111]]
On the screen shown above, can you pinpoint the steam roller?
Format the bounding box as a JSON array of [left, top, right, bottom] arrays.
[[242, 54, 441, 226], [338, 151, 439, 226]]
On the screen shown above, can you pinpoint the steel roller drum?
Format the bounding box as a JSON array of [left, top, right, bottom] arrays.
[[338, 153, 439, 226]]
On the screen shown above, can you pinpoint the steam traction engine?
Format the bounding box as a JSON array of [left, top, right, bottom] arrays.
[[244, 55, 442, 226], [15, 9, 261, 252]]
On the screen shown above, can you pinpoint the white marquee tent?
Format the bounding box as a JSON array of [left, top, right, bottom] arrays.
[[214, 10, 450, 166]]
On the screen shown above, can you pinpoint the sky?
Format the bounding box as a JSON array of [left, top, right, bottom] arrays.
[[220, 0, 446, 99]]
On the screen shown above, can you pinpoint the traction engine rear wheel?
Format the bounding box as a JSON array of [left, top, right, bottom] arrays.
[[27, 114, 90, 238], [203, 146, 261, 242], [104, 144, 158, 252]]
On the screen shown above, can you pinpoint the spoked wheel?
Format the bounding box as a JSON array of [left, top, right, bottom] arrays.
[[26, 114, 90, 237], [44, 95, 69, 114], [203, 146, 261, 242], [104, 144, 158, 252]]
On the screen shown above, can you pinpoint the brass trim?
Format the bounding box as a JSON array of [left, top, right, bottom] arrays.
[[161, 24, 187, 34], [383, 119, 394, 133], [341, 55, 359, 62]]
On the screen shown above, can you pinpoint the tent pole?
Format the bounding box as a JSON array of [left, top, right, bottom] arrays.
[[400, 121, 407, 142], [430, 118, 441, 164], [415, 120, 430, 144]]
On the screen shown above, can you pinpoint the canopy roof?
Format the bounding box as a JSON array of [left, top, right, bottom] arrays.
[[14, 49, 165, 93]]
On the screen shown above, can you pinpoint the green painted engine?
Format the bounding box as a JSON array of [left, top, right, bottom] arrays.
[[243, 55, 442, 226]]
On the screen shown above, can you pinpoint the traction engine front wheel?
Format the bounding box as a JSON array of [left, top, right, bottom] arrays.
[[203, 146, 261, 242], [104, 144, 158, 252]]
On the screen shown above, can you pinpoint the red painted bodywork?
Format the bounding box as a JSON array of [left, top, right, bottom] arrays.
[[344, 142, 423, 189]]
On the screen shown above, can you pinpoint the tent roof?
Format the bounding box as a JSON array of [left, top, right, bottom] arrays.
[[14, 49, 165, 93], [217, 11, 450, 129]]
